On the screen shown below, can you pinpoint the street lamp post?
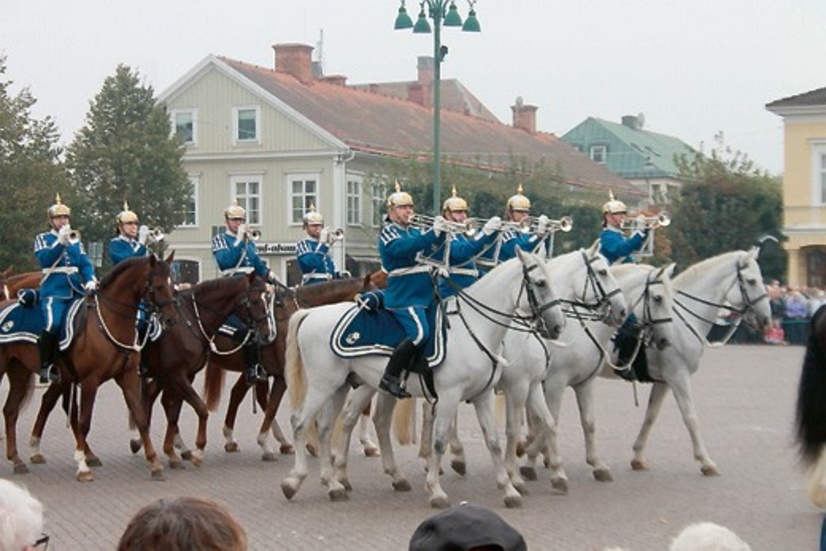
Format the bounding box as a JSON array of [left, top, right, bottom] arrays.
[[394, 1, 480, 215]]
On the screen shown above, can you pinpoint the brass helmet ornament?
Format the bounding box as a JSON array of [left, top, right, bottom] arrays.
[[116, 200, 139, 225], [224, 200, 246, 220], [506, 184, 531, 212], [442, 186, 468, 214], [386, 181, 413, 208], [48, 193, 71, 219], [602, 190, 628, 214], [303, 204, 324, 225]]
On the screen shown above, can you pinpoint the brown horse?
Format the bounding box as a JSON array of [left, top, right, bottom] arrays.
[[0, 255, 178, 481], [31, 272, 273, 470], [0, 270, 41, 302]]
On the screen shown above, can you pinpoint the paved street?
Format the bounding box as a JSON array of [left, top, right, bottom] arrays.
[[1, 344, 821, 550]]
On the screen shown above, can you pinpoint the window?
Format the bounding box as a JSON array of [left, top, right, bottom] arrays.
[[231, 175, 262, 225], [233, 106, 260, 144], [818, 149, 826, 205], [590, 145, 607, 164], [346, 177, 362, 225], [289, 175, 319, 224], [181, 175, 199, 227], [171, 109, 196, 145], [371, 183, 387, 227]]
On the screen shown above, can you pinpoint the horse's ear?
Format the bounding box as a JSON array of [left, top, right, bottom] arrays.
[[748, 245, 760, 260], [165, 251, 175, 263], [664, 262, 677, 278], [586, 240, 600, 257]]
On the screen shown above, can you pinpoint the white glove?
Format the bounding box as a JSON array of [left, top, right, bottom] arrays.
[[138, 225, 150, 245], [83, 280, 98, 293], [235, 224, 247, 246], [535, 215, 550, 237], [319, 228, 330, 245], [58, 225, 72, 245], [432, 216, 450, 237], [482, 216, 503, 236]]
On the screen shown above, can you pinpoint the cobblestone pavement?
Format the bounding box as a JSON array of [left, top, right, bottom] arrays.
[[1, 344, 820, 550]]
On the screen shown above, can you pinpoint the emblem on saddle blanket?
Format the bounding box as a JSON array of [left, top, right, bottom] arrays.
[[330, 303, 447, 369]]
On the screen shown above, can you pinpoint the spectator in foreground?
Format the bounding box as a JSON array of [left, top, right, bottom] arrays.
[[0, 478, 46, 551], [118, 496, 246, 551], [409, 501, 527, 551], [668, 521, 751, 551]]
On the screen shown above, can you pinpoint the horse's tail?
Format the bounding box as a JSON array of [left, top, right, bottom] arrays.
[[393, 397, 416, 445], [204, 360, 225, 412], [795, 309, 826, 466], [286, 308, 312, 410]]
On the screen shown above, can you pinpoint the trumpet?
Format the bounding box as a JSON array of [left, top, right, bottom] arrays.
[[409, 214, 478, 237], [247, 228, 262, 242], [504, 215, 574, 234], [67, 229, 81, 245], [621, 212, 671, 230], [324, 227, 345, 244]]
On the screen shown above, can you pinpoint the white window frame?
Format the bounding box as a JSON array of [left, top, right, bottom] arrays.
[[230, 174, 263, 226], [232, 106, 260, 145], [812, 142, 826, 206], [288, 174, 320, 225], [346, 176, 362, 226], [171, 108, 197, 146], [371, 182, 387, 228], [590, 145, 607, 164], [181, 174, 199, 227]]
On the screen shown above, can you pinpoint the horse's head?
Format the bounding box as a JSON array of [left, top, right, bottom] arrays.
[[517, 249, 565, 340], [615, 263, 676, 351], [243, 272, 276, 344], [726, 248, 772, 332], [573, 243, 628, 327], [145, 255, 179, 329]]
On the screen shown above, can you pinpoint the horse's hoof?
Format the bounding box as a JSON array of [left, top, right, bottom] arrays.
[[86, 456, 102, 468], [504, 495, 523, 509], [550, 477, 569, 495], [363, 447, 381, 458], [129, 439, 142, 454], [450, 460, 466, 476], [29, 454, 46, 465], [281, 480, 298, 500], [150, 469, 165, 481], [180, 450, 193, 461], [224, 442, 240, 453], [631, 459, 648, 471], [13, 462, 30, 475], [429, 496, 451, 509], [261, 452, 278, 462], [701, 465, 721, 477], [169, 458, 185, 470], [279, 444, 295, 455], [189, 456, 203, 468], [329, 488, 349, 501], [593, 468, 614, 482], [519, 465, 538, 481], [392, 479, 412, 492], [77, 470, 94, 482], [306, 444, 318, 457]]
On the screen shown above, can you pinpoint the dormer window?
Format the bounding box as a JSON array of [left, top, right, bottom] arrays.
[[171, 109, 197, 146], [233, 106, 260, 144], [590, 145, 607, 164]]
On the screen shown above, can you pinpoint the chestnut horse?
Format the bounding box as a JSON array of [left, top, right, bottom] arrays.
[[31, 272, 273, 469], [0, 255, 178, 480], [0, 270, 41, 302]]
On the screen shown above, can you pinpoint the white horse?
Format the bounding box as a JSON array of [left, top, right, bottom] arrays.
[[281, 249, 565, 508], [330, 243, 629, 498], [621, 248, 771, 475], [520, 262, 677, 491]]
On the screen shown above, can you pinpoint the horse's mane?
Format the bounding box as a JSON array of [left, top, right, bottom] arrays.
[[294, 277, 367, 302], [672, 250, 743, 287], [100, 256, 148, 288], [611, 263, 655, 278], [192, 276, 243, 296], [7, 271, 40, 284]]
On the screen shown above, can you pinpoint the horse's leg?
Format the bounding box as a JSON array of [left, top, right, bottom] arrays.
[[663, 375, 719, 476], [503, 383, 530, 495], [472, 391, 522, 508], [72, 382, 100, 482], [29, 382, 65, 465], [373, 391, 412, 492], [157, 389, 186, 469], [571, 378, 613, 483], [257, 376, 292, 461], [447, 411, 466, 476], [528, 381, 569, 493], [418, 400, 434, 459], [222, 373, 251, 453], [4, 367, 32, 474], [358, 400, 380, 457], [631, 381, 670, 472], [332, 386, 377, 491], [129, 378, 162, 456], [173, 377, 211, 467], [316, 386, 350, 501], [114, 370, 165, 481]]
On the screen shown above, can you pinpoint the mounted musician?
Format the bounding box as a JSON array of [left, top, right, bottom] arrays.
[[211, 201, 278, 384], [34, 193, 98, 383], [377, 183, 447, 399], [296, 205, 346, 286]]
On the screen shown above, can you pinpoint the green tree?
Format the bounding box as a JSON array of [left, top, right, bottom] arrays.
[[671, 137, 785, 280], [0, 54, 67, 271], [65, 64, 189, 268]]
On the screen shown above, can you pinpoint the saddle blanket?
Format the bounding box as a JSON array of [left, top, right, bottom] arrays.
[[330, 304, 446, 368], [0, 299, 85, 351]]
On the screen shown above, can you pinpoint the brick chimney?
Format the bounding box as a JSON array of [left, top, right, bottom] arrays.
[[411, 56, 433, 107], [272, 43, 314, 84], [320, 75, 347, 86], [511, 98, 537, 134]]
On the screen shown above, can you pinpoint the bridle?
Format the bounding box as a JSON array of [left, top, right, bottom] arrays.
[[562, 250, 624, 324], [191, 278, 272, 355]]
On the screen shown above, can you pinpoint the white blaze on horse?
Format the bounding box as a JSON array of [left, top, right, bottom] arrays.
[[281, 249, 565, 509], [617, 248, 771, 475], [520, 262, 676, 491]]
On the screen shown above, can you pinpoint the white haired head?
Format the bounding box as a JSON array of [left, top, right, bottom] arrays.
[[0, 479, 44, 551]]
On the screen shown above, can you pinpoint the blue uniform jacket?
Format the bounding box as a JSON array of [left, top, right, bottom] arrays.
[[434, 231, 497, 297], [599, 226, 648, 265], [478, 229, 541, 274], [296, 237, 340, 285], [109, 235, 147, 265], [378, 222, 444, 310], [212, 232, 269, 278], [34, 230, 96, 299]]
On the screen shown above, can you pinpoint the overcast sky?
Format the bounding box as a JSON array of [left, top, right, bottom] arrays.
[[4, 0, 823, 175]]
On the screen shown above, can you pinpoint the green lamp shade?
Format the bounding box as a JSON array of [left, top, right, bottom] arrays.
[[462, 9, 481, 32], [413, 9, 432, 34], [443, 2, 463, 27], [394, 6, 414, 30]]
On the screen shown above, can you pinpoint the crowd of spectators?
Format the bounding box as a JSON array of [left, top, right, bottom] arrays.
[[729, 280, 825, 345]]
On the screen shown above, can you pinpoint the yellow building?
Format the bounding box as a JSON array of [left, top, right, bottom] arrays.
[[767, 87, 826, 288]]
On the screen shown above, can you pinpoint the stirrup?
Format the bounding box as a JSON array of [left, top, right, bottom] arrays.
[[40, 366, 59, 384], [246, 365, 267, 385], [379, 374, 411, 399]]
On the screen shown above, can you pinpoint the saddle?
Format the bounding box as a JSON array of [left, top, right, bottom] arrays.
[[0, 293, 87, 351]]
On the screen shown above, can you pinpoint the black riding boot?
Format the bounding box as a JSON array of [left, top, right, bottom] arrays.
[[37, 331, 60, 384], [138, 323, 151, 377], [613, 314, 642, 381], [244, 342, 267, 385], [379, 339, 416, 399]]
